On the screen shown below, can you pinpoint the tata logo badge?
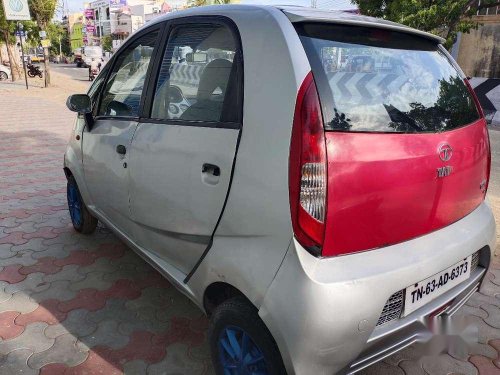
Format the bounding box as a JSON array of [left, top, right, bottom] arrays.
[[438, 143, 453, 162], [437, 166, 453, 178]]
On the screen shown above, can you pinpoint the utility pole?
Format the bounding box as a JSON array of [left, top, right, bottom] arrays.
[[311, 0, 317, 8], [59, 35, 62, 61], [17, 23, 28, 90]]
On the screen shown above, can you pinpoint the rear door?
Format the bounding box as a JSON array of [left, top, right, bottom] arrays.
[[295, 23, 490, 257], [128, 17, 243, 274]]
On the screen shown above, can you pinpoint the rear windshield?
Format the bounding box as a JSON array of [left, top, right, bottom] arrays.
[[296, 23, 480, 133]]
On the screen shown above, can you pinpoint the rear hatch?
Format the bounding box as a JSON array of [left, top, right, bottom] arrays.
[[294, 22, 490, 257]]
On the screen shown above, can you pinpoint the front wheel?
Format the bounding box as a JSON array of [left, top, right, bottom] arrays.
[[27, 71, 35, 78], [0, 71, 7, 81], [67, 176, 97, 234], [209, 297, 287, 375], [38, 72, 43, 78]]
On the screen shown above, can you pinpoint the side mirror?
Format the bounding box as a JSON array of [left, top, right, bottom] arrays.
[[66, 94, 92, 114]]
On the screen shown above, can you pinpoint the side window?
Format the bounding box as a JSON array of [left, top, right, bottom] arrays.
[[87, 62, 110, 117], [98, 31, 158, 117], [151, 23, 241, 123]]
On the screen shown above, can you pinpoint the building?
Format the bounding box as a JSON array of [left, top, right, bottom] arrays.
[[452, 3, 500, 78], [90, 0, 112, 38], [62, 12, 85, 51], [109, 0, 188, 50], [70, 22, 84, 51]]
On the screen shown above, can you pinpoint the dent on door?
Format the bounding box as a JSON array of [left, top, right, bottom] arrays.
[[128, 122, 240, 274], [82, 119, 138, 233]]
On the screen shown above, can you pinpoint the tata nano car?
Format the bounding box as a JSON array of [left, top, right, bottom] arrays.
[[64, 5, 496, 374]]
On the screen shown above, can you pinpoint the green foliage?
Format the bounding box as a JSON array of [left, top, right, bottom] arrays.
[[28, 0, 57, 27], [101, 35, 112, 52], [189, 0, 231, 7], [45, 21, 70, 56], [351, 0, 500, 48]]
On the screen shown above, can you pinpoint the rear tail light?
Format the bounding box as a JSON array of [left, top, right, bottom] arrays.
[[465, 78, 491, 196], [289, 72, 327, 256]]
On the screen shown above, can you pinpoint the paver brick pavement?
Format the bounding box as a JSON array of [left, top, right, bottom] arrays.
[[1, 71, 500, 374]]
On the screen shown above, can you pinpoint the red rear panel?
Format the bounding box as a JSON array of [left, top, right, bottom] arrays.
[[322, 119, 490, 256]]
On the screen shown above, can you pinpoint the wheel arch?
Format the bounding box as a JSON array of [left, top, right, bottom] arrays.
[[63, 166, 73, 179], [203, 281, 253, 316]]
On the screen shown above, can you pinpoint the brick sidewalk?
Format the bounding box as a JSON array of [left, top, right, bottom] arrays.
[[1, 75, 500, 374]]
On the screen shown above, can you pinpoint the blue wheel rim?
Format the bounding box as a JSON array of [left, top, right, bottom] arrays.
[[67, 182, 82, 227], [218, 325, 268, 375]]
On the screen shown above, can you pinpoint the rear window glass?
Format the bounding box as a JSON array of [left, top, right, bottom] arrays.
[[296, 23, 480, 133]]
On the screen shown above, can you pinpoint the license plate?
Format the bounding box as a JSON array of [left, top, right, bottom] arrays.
[[404, 256, 472, 316]]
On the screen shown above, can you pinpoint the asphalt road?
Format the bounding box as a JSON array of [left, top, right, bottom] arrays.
[[50, 63, 91, 82]]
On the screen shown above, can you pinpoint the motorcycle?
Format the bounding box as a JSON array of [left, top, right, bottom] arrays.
[[27, 64, 43, 78], [89, 68, 99, 81]]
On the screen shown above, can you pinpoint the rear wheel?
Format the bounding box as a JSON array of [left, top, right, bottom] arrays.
[[67, 176, 97, 234], [0, 71, 7, 81], [209, 297, 286, 375]]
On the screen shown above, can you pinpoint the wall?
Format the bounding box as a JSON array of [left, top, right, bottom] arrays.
[[471, 78, 500, 126], [456, 14, 500, 78]]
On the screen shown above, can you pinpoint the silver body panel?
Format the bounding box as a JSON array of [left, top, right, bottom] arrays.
[[260, 202, 496, 374], [63, 5, 497, 375], [128, 122, 240, 274]]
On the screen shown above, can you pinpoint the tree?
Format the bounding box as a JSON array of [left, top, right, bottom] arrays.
[[28, 0, 57, 86], [47, 21, 70, 57], [351, 0, 500, 48], [101, 34, 112, 53], [0, 4, 22, 81]]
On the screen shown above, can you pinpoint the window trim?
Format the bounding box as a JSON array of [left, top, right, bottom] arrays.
[[141, 15, 244, 130], [94, 24, 164, 122]]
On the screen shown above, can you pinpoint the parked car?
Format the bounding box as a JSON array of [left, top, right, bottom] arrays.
[[0, 64, 10, 81], [29, 54, 44, 63], [64, 5, 496, 375]]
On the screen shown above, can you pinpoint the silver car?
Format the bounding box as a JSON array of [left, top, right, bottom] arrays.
[[64, 5, 496, 375]]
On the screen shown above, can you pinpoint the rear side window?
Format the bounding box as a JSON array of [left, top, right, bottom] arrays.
[[151, 23, 242, 124], [296, 23, 480, 133]]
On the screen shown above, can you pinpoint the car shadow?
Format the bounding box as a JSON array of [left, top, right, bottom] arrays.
[[0, 116, 214, 374]]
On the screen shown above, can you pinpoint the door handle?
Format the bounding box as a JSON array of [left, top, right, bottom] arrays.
[[116, 144, 126, 155], [202, 163, 220, 176]]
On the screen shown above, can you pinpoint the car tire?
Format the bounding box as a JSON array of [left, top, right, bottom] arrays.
[[0, 71, 7, 81], [208, 296, 287, 375], [66, 176, 97, 234]]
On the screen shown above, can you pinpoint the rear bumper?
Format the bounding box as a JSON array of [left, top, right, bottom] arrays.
[[259, 201, 496, 375]]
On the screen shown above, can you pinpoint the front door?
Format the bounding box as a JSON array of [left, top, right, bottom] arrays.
[[82, 29, 160, 233], [129, 19, 243, 274]]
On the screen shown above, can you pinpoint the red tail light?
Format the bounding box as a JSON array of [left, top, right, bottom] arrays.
[[465, 78, 491, 195], [289, 72, 327, 256]]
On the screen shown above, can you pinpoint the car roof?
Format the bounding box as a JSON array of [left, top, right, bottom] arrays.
[[145, 4, 445, 44], [278, 6, 445, 44]]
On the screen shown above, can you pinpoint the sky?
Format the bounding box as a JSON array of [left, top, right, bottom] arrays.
[[63, 0, 355, 15]]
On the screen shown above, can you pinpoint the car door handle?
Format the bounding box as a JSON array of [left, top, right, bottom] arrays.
[[116, 144, 126, 155], [202, 163, 220, 176]]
